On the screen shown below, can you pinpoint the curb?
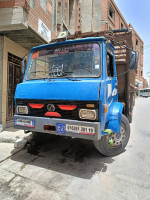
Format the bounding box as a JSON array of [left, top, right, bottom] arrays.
[[0, 137, 18, 144]]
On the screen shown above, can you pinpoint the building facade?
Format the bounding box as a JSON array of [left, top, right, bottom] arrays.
[[80, 0, 144, 89], [101, 0, 144, 89], [57, 0, 81, 34], [129, 24, 144, 89], [143, 78, 149, 88], [0, 0, 57, 128]]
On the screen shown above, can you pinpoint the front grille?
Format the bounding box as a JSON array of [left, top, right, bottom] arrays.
[[16, 99, 99, 122]]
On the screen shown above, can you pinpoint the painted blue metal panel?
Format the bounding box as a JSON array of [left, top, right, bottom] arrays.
[[31, 37, 107, 52], [15, 79, 101, 101], [106, 102, 124, 133]]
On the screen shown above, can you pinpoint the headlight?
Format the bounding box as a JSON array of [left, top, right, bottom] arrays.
[[17, 106, 28, 114], [79, 109, 96, 120]]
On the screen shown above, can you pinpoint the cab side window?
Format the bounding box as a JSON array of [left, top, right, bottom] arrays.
[[106, 51, 114, 77]]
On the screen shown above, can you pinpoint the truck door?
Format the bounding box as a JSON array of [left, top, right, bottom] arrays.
[[106, 46, 118, 105]]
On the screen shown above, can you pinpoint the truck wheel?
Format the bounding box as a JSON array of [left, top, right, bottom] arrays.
[[93, 114, 130, 156]]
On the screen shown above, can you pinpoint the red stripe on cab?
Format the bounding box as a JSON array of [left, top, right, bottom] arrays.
[[28, 103, 44, 109], [45, 112, 62, 117], [58, 105, 77, 110]]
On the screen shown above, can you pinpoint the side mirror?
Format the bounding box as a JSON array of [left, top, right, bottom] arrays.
[[129, 51, 139, 70], [21, 58, 26, 74]]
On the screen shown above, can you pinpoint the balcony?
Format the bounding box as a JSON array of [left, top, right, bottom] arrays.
[[0, 0, 47, 50], [0, 0, 29, 31]]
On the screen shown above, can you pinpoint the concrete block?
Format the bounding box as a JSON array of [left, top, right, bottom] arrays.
[[0, 7, 28, 31], [14, 138, 27, 149], [24, 133, 34, 143]]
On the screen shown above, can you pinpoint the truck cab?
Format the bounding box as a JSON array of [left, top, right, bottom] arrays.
[[14, 34, 137, 156]]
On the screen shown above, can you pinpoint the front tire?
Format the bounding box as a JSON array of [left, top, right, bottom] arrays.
[[93, 114, 130, 156]]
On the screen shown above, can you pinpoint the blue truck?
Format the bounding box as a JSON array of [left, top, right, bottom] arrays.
[[14, 30, 138, 156]]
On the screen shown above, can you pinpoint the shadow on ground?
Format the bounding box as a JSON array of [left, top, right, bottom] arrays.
[[11, 134, 116, 179]]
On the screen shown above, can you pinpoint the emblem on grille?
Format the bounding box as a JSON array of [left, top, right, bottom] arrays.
[[47, 104, 55, 112]]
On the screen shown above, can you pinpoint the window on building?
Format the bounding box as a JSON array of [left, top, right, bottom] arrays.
[[58, 2, 61, 7], [30, 0, 36, 8], [136, 39, 139, 46], [40, 0, 47, 11], [141, 71, 143, 77], [121, 22, 124, 29], [109, 4, 115, 20], [57, 24, 61, 32]]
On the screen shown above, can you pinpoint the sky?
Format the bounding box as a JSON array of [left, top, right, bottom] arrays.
[[114, 0, 150, 80]]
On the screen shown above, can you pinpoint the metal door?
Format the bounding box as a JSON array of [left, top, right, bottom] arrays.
[[106, 46, 118, 106], [7, 53, 22, 121]]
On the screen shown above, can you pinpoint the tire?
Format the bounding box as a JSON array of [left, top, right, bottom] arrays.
[[93, 114, 130, 156]]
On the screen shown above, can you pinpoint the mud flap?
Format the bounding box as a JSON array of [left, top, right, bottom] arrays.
[[107, 102, 124, 133]]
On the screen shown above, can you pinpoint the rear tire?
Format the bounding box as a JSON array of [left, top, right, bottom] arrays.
[[93, 114, 130, 156]]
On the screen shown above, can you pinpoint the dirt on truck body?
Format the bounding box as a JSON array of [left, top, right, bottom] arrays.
[[66, 29, 136, 122]]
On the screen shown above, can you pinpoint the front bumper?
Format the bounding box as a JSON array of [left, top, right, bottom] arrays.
[[14, 115, 101, 141]]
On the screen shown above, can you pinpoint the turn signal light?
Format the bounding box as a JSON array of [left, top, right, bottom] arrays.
[[122, 102, 126, 106], [104, 104, 108, 113], [86, 104, 95, 108]]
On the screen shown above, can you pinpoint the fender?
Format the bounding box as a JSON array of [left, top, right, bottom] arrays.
[[107, 102, 124, 133]]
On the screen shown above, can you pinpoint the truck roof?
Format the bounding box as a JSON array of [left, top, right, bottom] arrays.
[[31, 36, 108, 52]]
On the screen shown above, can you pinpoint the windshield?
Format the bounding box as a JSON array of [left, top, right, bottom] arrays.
[[26, 43, 101, 80]]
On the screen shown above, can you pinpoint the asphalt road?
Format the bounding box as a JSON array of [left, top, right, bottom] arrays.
[[0, 97, 150, 200]]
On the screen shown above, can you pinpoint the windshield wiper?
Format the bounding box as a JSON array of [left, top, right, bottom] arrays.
[[30, 70, 47, 74], [61, 72, 81, 81]]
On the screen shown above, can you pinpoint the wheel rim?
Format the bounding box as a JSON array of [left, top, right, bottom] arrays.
[[107, 123, 126, 147]]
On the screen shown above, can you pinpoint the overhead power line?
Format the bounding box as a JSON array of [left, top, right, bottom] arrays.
[[144, 57, 150, 63]]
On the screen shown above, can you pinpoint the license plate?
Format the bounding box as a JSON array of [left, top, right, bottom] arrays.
[[56, 123, 66, 135], [14, 119, 35, 128], [66, 124, 95, 135]]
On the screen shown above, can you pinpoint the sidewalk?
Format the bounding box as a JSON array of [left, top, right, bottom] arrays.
[[0, 127, 27, 143]]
